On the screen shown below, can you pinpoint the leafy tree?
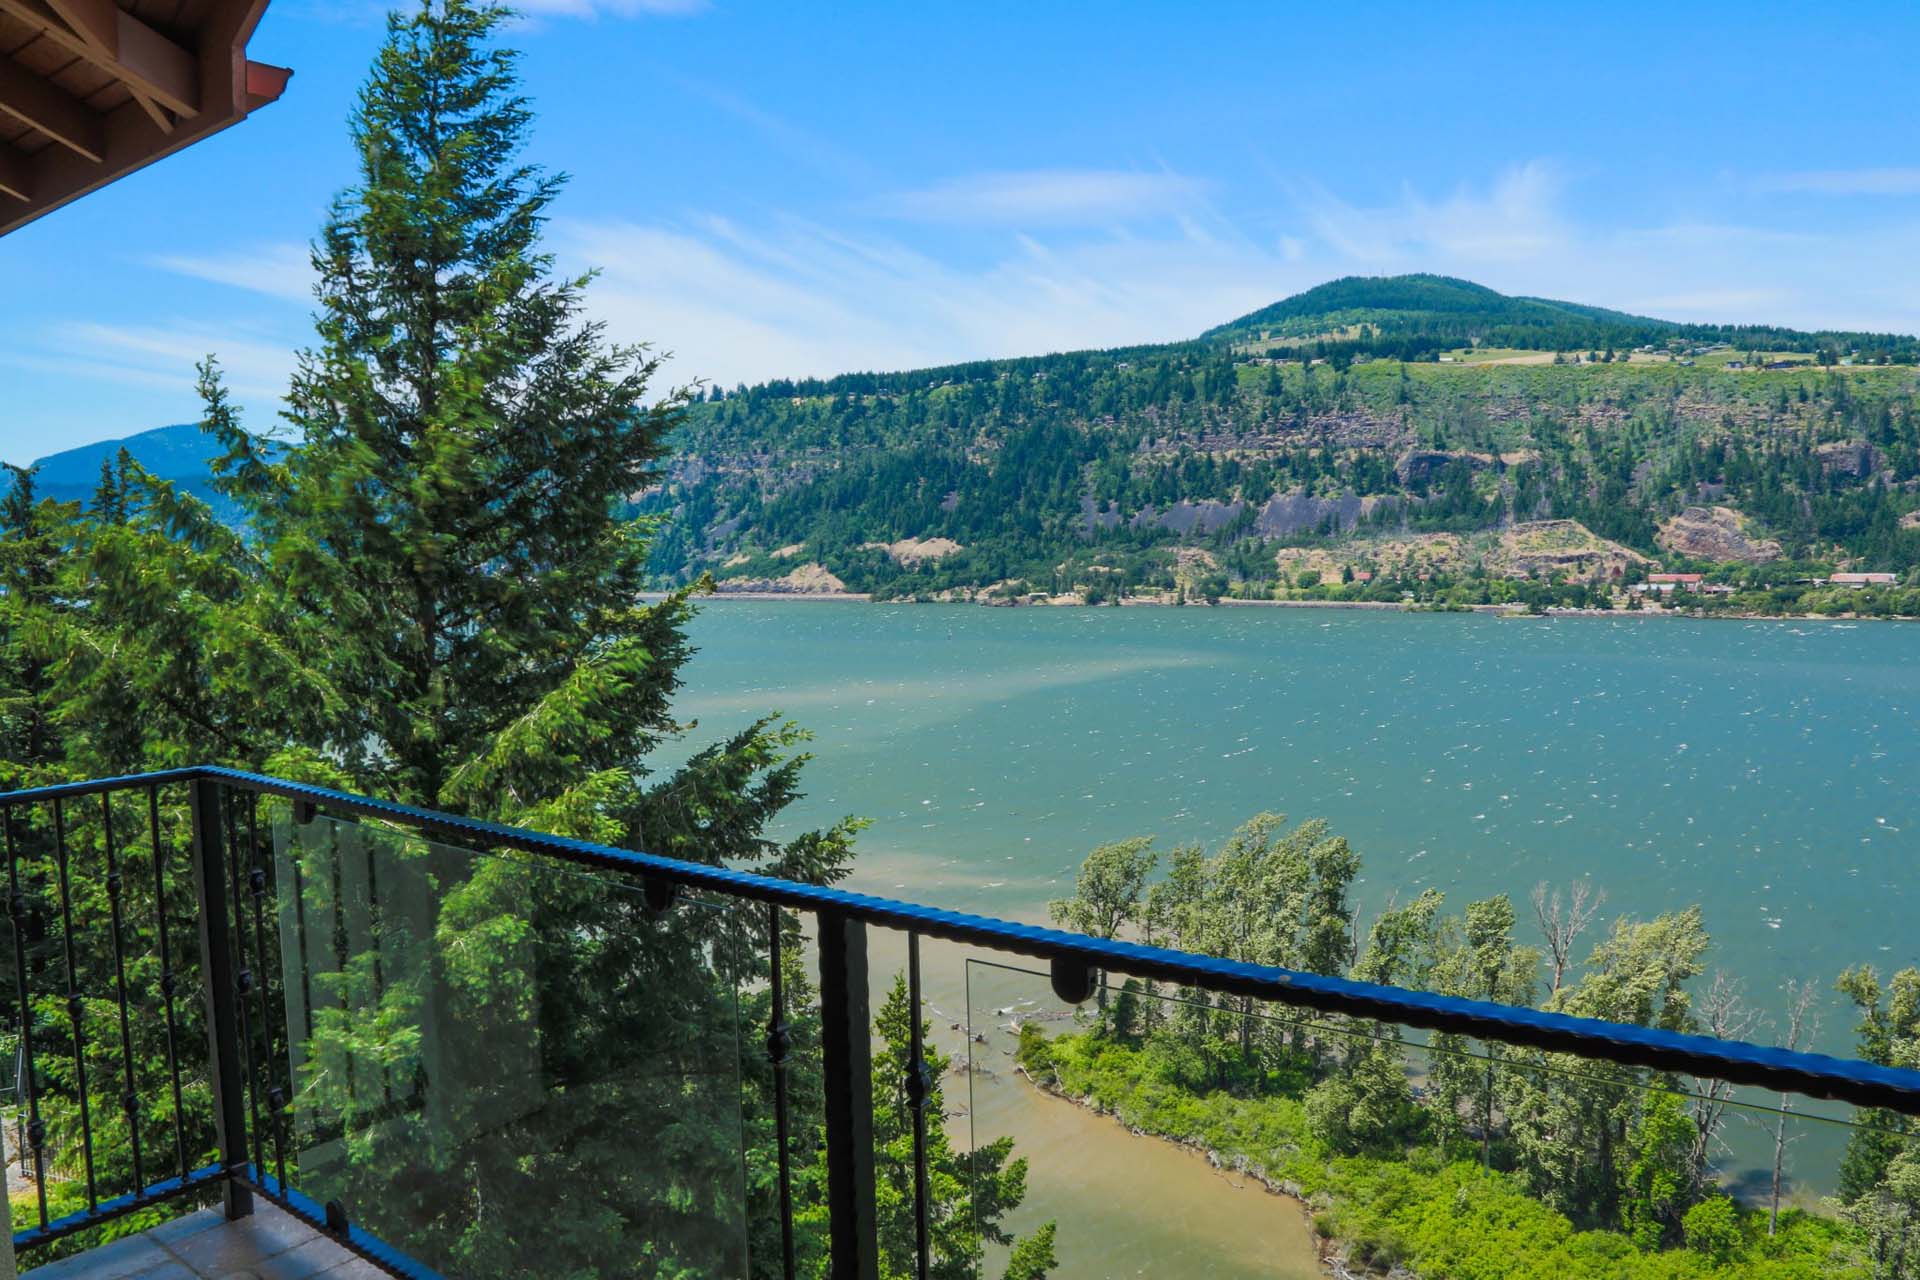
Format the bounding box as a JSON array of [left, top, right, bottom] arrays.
[[1619, 1089, 1697, 1250], [1506, 910, 1709, 1227], [1001, 1222, 1059, 1280], [1426, 895, 1538, 1163], [1048, 836, 1155, 1007], [1833, 1146, 1920, 1280], [1837, 967, 1920, 1200], [1682, 1194, 1741, 1265]]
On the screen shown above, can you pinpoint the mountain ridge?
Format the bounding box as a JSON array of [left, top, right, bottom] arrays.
[[26, 276, 1920, 610]]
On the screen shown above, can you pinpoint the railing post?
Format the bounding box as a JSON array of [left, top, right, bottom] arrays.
[[189, 779, 253, 1220], [818, 911, 877, 1279]]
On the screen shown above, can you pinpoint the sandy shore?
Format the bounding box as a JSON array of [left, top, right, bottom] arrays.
[[648, 589, 1912, 623], [641, 590, 874, 602]]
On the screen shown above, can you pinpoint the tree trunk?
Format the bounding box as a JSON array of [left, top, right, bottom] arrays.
[[1769, 1101, 1788, 1236]]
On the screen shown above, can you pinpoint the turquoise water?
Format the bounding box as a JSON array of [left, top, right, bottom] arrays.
[[672, 601, 1919, 1053]]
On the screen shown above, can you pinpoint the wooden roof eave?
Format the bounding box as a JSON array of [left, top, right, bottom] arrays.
[[0, 0, 289, 237]]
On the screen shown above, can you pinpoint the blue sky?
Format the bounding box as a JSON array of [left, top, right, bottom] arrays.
[[5, 0, 1920, 464]]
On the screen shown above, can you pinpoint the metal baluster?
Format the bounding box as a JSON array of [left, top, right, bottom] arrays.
[[101, 792, 145, 1194], [52, 796, 98, 1208], [5, 805, 50, 1229], [244, 796, 281, 1200], [223, 791, 264, 1180], [189, 779, 253, 1219], [767, 902, 796, 1280], [147, 784, 190, 1181], [817, 911, 877, 1280], [906, 932, 931, 1280]]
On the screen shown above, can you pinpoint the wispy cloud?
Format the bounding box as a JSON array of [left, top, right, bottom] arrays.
[[149, 243, 313, 303], [547, 162, 1920, 394], [515, 0, 708, 17], [556, 210, 1307, 392], [1754, 167, 1920, 196], [664, 74, 874, 183], [15, 321, 298, 405], [19, 160, 1920, 463], [875, 169, 1209, 227], [1293, 162, 1568, 266]]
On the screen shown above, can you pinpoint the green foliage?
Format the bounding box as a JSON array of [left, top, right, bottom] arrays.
[[1000, 1220, 1058, 1280], [857, 974, 1051, 1280], [1620, 1091, 1697, 1251], [1683, 1196, 1742, 1265], [1835, 967, 1920, 1199], [0, 3, 873, 1275], [1831, 1145, 1920, 1279], [1030, 822, 1882, 1278]]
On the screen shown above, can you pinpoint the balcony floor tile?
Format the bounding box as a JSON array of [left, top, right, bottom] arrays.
[[24, 1202, 374, 1280]]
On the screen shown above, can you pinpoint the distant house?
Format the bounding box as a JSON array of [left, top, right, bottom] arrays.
[[1648, 573, 1705, 591], [1829, 572, 1899, 588], [1352, 570, 1374, 583]]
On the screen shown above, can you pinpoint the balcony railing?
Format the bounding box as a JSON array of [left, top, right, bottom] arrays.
[[3, 766, 1919, 1278]]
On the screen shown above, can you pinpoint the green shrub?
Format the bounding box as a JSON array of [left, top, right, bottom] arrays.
[[1683, 1196, 1741, 1265]]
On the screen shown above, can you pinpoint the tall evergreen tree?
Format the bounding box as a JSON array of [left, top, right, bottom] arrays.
[[3, 3, 864, 1274]]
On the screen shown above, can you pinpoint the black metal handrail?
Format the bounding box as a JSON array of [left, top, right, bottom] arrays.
[[3, 764, 1920, 1280]]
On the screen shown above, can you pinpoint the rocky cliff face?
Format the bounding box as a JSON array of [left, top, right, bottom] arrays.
[[1815, 441, 1876, 478], [1656, 506, 1782, 563], [1490, 520, 1649, 582]]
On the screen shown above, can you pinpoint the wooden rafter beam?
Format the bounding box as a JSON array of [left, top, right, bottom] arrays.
[[42, 0, 112, 48], [0, 142, 29, 200], [0, 54, 104, 161], [43, 0, 174, 132], [0, 0, 198, 118]]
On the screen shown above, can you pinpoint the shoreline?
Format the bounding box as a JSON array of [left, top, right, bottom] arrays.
[[1018, 1067, 1344, 1278], [656, 590, 1915, 624]]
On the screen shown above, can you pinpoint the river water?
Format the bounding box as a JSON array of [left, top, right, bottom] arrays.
[[665, 600, 1920, 1276]]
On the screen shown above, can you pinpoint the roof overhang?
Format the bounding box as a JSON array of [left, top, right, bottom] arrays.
[[0, 0, 288, 237]]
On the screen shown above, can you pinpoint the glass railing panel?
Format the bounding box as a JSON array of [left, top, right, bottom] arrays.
[[270, 811, 750, 1279], [965, 957, 1906, 1280]]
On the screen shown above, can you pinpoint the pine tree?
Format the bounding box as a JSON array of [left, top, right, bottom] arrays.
[[857, 973, 1054, 1280], [3, 3, 861, 1274], [0, 467, 65, 785]]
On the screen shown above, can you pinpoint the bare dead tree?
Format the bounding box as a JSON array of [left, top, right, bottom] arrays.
[[1531, 879, 1604, 993], [1770, 980, 1820, 1237], [1689, 971, 1762, 1192]]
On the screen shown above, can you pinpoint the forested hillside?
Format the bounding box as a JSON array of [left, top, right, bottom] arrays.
[[638, 276, 1920, 609]]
